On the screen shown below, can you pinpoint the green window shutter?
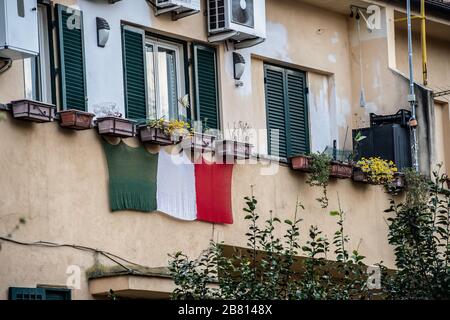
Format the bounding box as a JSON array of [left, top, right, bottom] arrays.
[[264, 64, 310, 159], [9, 287, 46, 300], [193, 44, 219, 130], [286, 70, 310, 156], [264, 65, 288, 159], [122, 26, 147, 121], [56, 5, 87, 111]]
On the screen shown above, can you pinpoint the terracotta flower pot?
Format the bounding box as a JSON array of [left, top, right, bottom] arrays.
[[215, 140, 252, 160], [182, 133, 216, 153], [352, 167, 370, 184], [330, 161, 353, 179], [59, 109, 95, 130], [10, 99, 55, 123], [96, 117, 136, 138], [139, 126, 178, 146], [291, 155, 312, 172]]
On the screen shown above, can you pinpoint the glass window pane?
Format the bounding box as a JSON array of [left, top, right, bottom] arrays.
[[23, 58, 38, 100], [157, 47, 178, 120], [146, 44, 157, 120]]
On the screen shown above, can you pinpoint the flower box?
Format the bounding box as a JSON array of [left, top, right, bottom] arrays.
[[215, 140, 253, 160], [330, 161, 353, 179], [352, 167, 371, 184], [59, 109, 95, 130], [182, 133, 216, 153], [385, 173, 406, 195], [290, 155, 311, 172], [96, 117, 136, 138], [138, 126, 179, 146], [10, 99, 55, 123]]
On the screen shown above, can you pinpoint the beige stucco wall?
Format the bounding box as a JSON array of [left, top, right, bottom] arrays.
[[0, 112, 397, 300], [1, 0, 449, 300]]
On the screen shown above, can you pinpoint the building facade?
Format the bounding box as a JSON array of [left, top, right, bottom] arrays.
[[0, 0, 449, 299]]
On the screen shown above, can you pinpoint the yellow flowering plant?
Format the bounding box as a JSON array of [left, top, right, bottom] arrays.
[[147, 118, 192, 137], [357, 157, 398, 184]]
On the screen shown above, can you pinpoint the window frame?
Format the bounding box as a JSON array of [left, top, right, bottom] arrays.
[[145, 36, 186, 121], [23, 3, 54, 104]]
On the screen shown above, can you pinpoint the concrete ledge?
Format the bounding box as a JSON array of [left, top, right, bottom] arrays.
[[89, 275, 176, 299]]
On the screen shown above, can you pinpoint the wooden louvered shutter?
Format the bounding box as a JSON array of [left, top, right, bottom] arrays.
[[264, 64, 310, 159], [56, 5, 87, 111], [122, 26, 147, 121], [286, 70, 310, 156], [193, 44, 219, 130], [264, 65, 288, 159]]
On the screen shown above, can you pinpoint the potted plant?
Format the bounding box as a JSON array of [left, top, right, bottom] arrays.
[[138, 118, 189, 146], [59, 109, 95, 130], [94, 103, 136, 138], [385, 172, 406, 195], [353, 157, 398, 185], [216, 121, 253, 160], [10, 99, 56, 123]]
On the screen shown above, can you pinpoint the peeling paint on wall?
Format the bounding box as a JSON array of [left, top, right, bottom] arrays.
[[252, 21, 292, 63]]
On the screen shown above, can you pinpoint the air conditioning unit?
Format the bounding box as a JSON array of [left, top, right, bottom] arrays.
[[0, 0, 39, 60], [156, 0, 200, 9], [208, 0, 266, 48], [152, 0, 201, 20]]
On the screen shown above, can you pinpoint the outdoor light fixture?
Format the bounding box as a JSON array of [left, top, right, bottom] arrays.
[[233, 52, 246, 87], [96, 17, 110, 48]]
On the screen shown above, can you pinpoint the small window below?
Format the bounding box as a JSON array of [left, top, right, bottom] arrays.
[[9, 287, 71, 301]]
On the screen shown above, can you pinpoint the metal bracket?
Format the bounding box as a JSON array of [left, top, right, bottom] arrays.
[[234, 37, 265, 50], [208, 31, 239, 43], [155, 5, 181, 16], [172, 9, 200, 21]]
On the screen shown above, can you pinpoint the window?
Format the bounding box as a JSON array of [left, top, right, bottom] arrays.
[[24, 4, 52, 103], [264, 64, 310, 160], [145, 37, 185, 121], [122, 26, 187, 122], [9, 287, 71, 300]]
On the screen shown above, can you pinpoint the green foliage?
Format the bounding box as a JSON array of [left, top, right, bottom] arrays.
[[307, 153, 332, 208], [168, 192, 368, 300], [382, 167, 450, 299]]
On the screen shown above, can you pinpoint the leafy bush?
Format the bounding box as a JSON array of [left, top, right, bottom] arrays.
[[169, 193, 368, 300]]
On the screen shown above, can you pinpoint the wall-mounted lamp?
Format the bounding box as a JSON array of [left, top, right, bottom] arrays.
[[96, 17, 110, 48], [233, 52, 246, 87]]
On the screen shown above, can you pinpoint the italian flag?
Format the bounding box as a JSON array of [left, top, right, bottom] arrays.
[[103, 140, 234, 225]]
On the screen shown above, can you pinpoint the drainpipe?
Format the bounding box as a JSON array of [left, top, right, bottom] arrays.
[[421, 0, 428, 86], [407, 0, 419, 172]]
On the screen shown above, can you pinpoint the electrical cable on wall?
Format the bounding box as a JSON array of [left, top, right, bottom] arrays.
[[0, 236, 147, 275]]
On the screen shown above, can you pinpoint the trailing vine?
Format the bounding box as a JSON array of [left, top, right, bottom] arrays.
[[306, 153, 332, 208]]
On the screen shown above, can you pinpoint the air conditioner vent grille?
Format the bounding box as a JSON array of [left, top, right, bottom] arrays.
[[209, 0, 226, 31]]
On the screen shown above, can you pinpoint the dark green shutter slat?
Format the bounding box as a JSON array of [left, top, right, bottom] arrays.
[[122, 27, 147, 121], [57, 5, 87, 111], [265, 66, 288, 159], [265, 65, 310, 159], [286, 71, 310, 156], [9, 287, 46, 300], [193, 45, 219, 130]]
